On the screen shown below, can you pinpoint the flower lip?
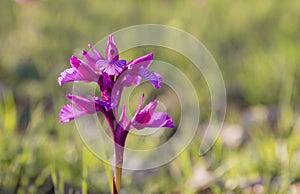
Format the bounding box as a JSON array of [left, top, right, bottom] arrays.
[[96, 59, 126, 76]]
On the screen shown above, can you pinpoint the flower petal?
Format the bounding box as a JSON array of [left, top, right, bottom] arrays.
[[76, 63, 99, 82], [60, 94, 108, 123], [110, 53, 161, 109], [70, 55, 82, 69], [67, 94, 98, 113], [126, 53, 162, 88], [88, 44, 104, 60], [130, 93, 144, 117], [132, 110, 174, 129], [144, 112, 174, 128], [133, 98, 156, 124], [59, 104, 85, 123], [96, 59, 126, 76], [82, 50, 98, 71], [106, 34, 119, 60], [82, 44, 104, 71], [127, 53, 153, 69], [119, 105, 129, 129], [59, 54, 99, 86], [139, 68, 162, 88], [132, 99, 156, 128], [58, 68, 82, 86], [97, 73, 114, 102], [131, 97, 174, 130]]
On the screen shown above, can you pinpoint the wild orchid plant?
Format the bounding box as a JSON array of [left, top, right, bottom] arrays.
[[58, 35, 174, 193]]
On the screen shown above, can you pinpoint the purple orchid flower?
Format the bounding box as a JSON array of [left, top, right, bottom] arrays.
[[131, 94, 174, 129], [118, 94, 174, 131], [58, 34, 174, 194], [96, 35, 127, 76]]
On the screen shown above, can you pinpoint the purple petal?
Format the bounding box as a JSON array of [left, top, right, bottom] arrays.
[[131, 98, 174, 130], [126, 53, 162, 88], [67, 94, 98, 113], [74, 62, 99, 82], [106, 34, 119, 61], [59, 104, 85, 123], [81, 44, 104, 71], [139, 68, 162, 88], [70, 55, 99, 82], [144, 112, 174, 128], [60, 94, 109, 123], [97, 73, 114, 102], [110, 53, 161, 110], [88, 44, 104, 60], [133, 100, 157, 124], [132, 109, 174, 129], [58, 68, 82, 86], [119, 105, 129, 129], [59, 55, 99, 86], [132, 99, 157, 127], [110, 86, 123, 110], [96, 60, 126, 76], [70, 56, 82, 69], [82, 50, 98, 71], [127, 53, 153, 69], [132, 94, 145, 117]]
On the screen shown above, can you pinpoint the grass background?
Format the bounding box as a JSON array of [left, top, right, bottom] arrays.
[[1, 0, 300, 193]]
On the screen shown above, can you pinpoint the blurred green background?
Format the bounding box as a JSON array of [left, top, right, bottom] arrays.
[[1, 0, 300, 193]]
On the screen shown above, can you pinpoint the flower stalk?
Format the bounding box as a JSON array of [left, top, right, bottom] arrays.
[[113, 152, 123, 193]]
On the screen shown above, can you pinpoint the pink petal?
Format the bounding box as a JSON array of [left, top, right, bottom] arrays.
[[131, 97, 174, 130], [127, 53, 153, 69], [59, 104, 85, 123], [96, 60, 126, 76], [106, 34, 119, 60], [58, 68, 82, 86], [147, 112, 174, 128], [82, 50, 98, 71], [119, 105, 129, 129], [67, 94, 97, 113], [133, 112, 174, 129], [70, 55, 82, 69], [88, 44, 104, 60], [139, 68, 162, 88]]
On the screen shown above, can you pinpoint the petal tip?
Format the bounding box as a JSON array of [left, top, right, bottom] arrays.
[[109, 34, 114, 42], [164, 115, 175, 128], [82, 50, 87, 55], [57, 77, 63, 86]]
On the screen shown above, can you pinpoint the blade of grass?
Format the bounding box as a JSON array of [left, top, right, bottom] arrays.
[[3, 90, 17, 134], [82, 148, 88, 194]]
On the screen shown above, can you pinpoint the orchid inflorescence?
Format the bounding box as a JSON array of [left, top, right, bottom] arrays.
[[58, 34, 174, 193]]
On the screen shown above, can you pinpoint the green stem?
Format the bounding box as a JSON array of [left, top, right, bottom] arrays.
[[113, 143, 124, 194], [114, 166, 122, 193]]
